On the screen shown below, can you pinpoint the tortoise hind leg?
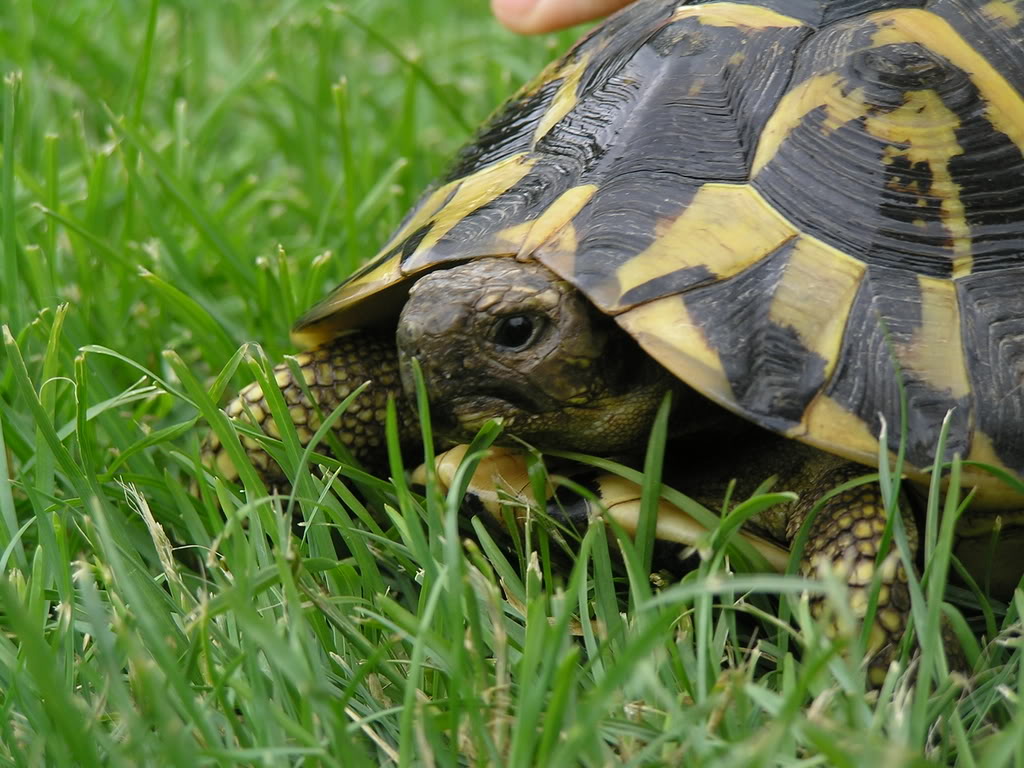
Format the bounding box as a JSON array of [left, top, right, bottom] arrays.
[[203, 330, 417, 485], [784, 460, 918, 686]]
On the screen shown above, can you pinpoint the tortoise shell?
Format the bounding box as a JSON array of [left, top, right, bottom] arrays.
[[294, 0, 1024, 503]]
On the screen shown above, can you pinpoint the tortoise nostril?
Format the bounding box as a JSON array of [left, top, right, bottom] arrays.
[[396, 315, 424, 353]]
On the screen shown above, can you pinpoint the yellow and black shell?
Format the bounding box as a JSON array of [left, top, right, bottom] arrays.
[[295, 0, 1024, 503]]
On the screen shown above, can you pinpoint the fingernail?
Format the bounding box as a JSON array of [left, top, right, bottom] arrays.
[[492, 0, 541, 31], [493, 0, 539, 14]]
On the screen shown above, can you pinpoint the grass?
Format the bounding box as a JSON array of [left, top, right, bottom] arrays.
[[0, 0, 1022, 765]]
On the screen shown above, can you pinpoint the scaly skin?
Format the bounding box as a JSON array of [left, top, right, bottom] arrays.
[[673, 434, 918, 685], [203, 330, 418, 483]]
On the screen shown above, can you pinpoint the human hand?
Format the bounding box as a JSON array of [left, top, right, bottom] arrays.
[[491, 0, 636, 33]]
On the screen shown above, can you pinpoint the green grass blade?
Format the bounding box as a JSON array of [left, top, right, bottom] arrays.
[[1, 73, 21, 332]]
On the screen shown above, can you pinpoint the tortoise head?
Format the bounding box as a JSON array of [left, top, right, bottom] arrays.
[[395, 257, 679, 453]]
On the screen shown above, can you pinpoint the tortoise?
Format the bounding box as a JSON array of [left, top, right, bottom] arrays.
[[205, 0, 1024, 680]]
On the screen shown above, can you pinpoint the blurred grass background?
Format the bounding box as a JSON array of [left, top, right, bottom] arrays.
[[0, 0, 563, 375], [0, 1, 1021, 765]]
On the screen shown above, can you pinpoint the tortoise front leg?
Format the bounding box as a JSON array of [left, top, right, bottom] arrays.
[[203, 330, 418, 484]]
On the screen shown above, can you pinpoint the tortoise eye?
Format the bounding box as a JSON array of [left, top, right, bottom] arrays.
[[492, 314, 542, 350]]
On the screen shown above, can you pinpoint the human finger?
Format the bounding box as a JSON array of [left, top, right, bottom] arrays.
[[490, 0, 634, 34]]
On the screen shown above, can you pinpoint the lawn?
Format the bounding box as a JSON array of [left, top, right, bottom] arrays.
[[0, 0, 1022, 765]]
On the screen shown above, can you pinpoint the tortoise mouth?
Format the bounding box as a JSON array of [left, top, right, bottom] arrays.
[[431, 387, 559, 442]]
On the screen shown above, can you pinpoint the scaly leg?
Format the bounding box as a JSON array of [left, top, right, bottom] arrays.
[[786, 462, 916, 685], [203, 331, 417, 484]]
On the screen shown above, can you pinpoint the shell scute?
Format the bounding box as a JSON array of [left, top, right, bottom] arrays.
[[959, 267, 1024, 478]]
